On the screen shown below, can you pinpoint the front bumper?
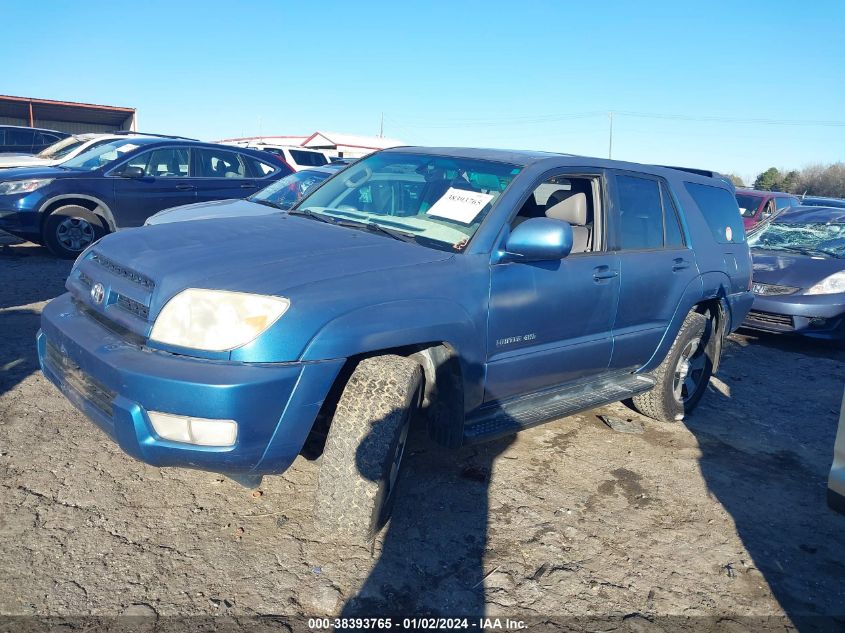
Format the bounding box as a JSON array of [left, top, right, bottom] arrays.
[[0, 192, 46, 238], [742, 293, 845, 340], [38, 293, 344, 474]]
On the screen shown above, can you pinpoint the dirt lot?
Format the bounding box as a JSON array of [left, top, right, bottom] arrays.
[[1, 242, 844, 631]]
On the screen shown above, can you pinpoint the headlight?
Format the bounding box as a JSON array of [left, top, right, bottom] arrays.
[[806, 271, 845, 295], [0, 179, 53, 195], [150, 289, 290, 351]]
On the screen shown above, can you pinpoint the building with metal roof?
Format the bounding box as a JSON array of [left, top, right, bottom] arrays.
[[0, 95, 136, 135]]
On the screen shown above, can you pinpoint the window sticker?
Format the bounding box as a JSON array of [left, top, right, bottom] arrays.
[[426, 187, 494, 224]]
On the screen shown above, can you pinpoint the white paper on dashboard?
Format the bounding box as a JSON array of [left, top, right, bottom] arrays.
[[426, 187, 495, 224], [117, 143, 140, 153]]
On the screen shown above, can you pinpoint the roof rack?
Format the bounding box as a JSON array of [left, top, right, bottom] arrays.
[[112, 130, 198, 141], [655, 165, 723, 179]]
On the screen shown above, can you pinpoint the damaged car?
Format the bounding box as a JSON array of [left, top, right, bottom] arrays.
[[743, 206, 845, 340], [37, 147, 753, 541]]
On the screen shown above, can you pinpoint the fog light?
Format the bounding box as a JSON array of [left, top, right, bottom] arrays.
[[148, 411, 238, 446], [809, 317, 828, 327]]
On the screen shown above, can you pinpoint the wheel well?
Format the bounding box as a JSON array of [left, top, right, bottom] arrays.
[[40, 199, 109, 233], [693, 298, 727, 374], [299, 342, 464, 459]]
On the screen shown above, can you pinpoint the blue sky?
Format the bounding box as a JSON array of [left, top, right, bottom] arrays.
[[2, 0, 843, 183]]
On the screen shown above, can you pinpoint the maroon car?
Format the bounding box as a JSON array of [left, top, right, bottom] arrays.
[[736, 189, 801, 231]]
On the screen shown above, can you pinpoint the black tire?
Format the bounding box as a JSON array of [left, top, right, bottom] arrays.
[[43, 205, 107, 259], [632, 311, 712, 423], [314, 354, 422, 542]]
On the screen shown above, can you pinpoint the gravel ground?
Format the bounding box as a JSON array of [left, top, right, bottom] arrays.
[[1, 242, 844, 631]]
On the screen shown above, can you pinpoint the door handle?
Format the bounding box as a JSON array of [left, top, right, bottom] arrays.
[[672, 258, 691, 271], [240, 183, 258, 189], [175, 184, 195, 191], [593, 266, 619, 281]]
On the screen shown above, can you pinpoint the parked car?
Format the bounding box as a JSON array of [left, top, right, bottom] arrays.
[[0, 135, 292, 257], [743, 206, 845, 340], [802, 196, 845, 209], [830, 388, 845, 515], [144, 164, 345, 225], [0, 125, 70, 154], [735, 189, 801, 231], [37, 147, 753, 540], [0, 133, 117, 170], [224, 141, 328, 171]]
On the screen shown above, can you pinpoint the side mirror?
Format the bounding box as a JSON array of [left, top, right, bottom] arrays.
[[504, 217, 573, 262], [119, 166, 145, 178]]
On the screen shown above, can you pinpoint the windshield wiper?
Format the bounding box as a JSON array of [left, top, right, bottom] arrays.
[[354, 221, 418, 244], [779, 245, 840, 258], [252, 199, 284, 210], [288, 207, 338, 224]]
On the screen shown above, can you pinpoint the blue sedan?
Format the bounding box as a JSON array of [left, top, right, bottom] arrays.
[[744, 206, 845, 340]]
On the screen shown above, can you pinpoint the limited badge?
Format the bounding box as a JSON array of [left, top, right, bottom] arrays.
[[90, 282, 105, 305], [725, 226, 733, 241]]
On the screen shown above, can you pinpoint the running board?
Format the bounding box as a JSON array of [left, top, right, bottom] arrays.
[[463, 373, 655, 444]]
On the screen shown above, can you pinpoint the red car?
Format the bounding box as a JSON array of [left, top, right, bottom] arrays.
[[735, 189, 801, 230]]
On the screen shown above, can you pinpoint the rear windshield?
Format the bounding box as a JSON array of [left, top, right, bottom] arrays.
[[735, 193, 763, 217], [685, 182, 746, 243], [289, 149, 328, 167]]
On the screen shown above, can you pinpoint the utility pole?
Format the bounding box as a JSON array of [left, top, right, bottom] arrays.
[[379, 112, 384, 138], [608, 111, 614, 159]]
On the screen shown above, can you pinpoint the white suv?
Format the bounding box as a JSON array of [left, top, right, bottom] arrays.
[[0, 133, 123, 170], [223, 141, 328, 171]]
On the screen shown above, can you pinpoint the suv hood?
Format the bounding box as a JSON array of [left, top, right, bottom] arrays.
[[83, 214, 453, 310], [751, 249, 845, 289], [0, 165, 77, 180]]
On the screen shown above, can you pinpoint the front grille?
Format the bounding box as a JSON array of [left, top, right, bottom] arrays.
[[79, 272, 93, 287], [45, 341, 116, 417], [745, 310, 794, 328], [752, 281, 799, 296], [91, 252, 155, 291], [116, 294, 150, 320]]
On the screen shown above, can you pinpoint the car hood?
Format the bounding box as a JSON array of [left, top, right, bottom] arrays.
[[145, 198, 276, 225], [0, 165, 76, 180], [87, 214, 453, 308], [751, 249, 845, 289]]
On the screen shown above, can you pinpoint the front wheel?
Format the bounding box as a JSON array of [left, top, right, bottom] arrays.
[[43, 206, 106, 259], [314, 355, 422, 543], [632, 311, 713, 422]]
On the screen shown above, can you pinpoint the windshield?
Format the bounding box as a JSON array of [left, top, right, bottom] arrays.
[[35, 137, 85, 160], [291, 151, 520, 251], [736, 194, 763, 217], [60, 138, 154, 171], [249, 170, 331, 209], [748, 221, 845, 258]]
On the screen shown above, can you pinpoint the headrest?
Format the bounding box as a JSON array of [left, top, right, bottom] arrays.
[[545, 192, 587, 225]]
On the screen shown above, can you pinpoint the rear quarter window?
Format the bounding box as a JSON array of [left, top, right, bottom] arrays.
[[684, 182, 746, 244]]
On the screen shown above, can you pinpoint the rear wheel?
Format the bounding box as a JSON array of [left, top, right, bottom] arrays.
[[632, 311, 712, 422], [314, 355, 422, 543], [43, 205, 106, 259]]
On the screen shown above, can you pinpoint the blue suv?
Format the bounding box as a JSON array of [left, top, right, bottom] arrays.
[[0, 134, 291, 257], [38, 147, 753, 541]]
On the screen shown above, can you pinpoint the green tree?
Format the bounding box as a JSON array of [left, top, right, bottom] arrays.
[[754, 167, 782, 191]]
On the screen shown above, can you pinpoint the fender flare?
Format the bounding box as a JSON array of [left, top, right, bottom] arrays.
[[300, 298, 485, 409], [638, 272, 731, 374], [38, 194, 118, 232]]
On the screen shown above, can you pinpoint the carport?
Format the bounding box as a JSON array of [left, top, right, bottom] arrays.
[[0, 94, 136, 134]]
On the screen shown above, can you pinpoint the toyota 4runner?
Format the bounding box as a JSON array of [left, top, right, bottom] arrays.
[[38, 147, 753, 540]]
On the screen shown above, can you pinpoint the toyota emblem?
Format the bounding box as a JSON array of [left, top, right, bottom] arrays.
[[90, 282, 106, 305]]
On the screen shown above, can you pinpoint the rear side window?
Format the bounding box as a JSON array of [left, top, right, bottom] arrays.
[[289, 149, 328, 167], [661, 183, 685, 247], [616, 174, 664, 250], [195, 148, 247, 178], [684, 182, 745, 243], [6, 128, 34, 148]]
